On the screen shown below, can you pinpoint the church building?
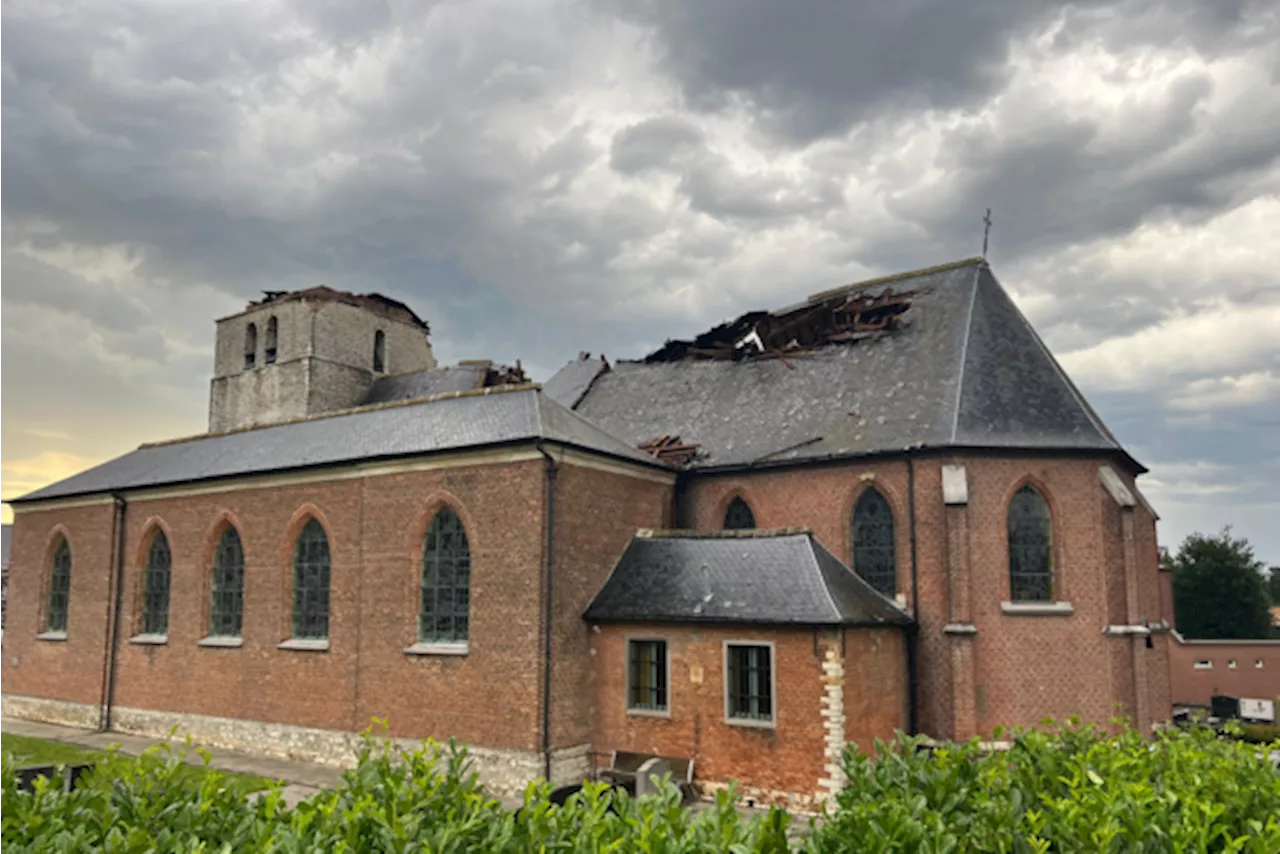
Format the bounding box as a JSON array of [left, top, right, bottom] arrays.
[[1, 258, 1172, 807]]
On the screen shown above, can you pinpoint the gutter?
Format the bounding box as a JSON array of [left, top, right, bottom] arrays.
[[535, 442, 560, 783], [906, 449, 920, 735], [98, 492, 128, 732]]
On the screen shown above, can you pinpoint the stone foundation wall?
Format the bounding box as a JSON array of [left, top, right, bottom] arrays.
[[2, 693, 589, 795]]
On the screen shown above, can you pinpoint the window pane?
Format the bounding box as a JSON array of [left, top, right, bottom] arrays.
[[628, 640, 668, 711], [1008, 485, 1053, 602], [209, 527, 245, 637], [727, 644, 772, 721], [46, 540, 72, 633], [723, 497, 756, 531], [141, 531, 172, 635], [852, 488, 896, 598], [292, 519, 330, 639], [420, 509, 470, 642]]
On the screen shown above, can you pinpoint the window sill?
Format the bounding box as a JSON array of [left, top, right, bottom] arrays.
[[35, 631, 68, 642], [129, 633, 169, 645], [198, 636, 244, 648], [725, 716, 776, 730], [1001, 601, 1074, 617], [278, 638, 329, 652], [626, 706, 672, 719], [403, 642, 468, 656], [944, 622, 978, 635]]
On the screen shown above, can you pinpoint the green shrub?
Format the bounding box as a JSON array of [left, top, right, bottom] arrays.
[[806, 719, 1280, 853], [3, 720, 1276, 853]]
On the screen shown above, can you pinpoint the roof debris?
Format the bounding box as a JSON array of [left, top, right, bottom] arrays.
[[639, 434, 702, 466], [643, 288, 914, 363]]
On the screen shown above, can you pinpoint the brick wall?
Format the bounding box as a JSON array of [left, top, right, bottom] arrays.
[[684, 453, 1170, 739], [548, 460, 672, 751], [589, 623, 907, 805], [3, 451, 671, 768]]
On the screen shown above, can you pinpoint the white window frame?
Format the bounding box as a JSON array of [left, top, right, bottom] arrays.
[[1193, 659, 1213, 670], [723, 640, 777, 728], [625, 636, 671, 717]]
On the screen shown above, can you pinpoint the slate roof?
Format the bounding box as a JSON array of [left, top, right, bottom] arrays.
[[584, 530, 913, 627], [12, 387, 668, 504], [548, 259, 1135, 471], [362, 364, 491, 405]]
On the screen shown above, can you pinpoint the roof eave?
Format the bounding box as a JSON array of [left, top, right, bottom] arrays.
[[581, 613, 913, 629], [10, 434, 672, 507]]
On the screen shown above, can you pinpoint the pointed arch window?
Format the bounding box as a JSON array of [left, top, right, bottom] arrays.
[[141, 531, 172, 635], [1008, 484, 1053, 602], [852, 488, 896, 598], [373, 330, 386, 373], [209, 527, 245, 637], [264, 316, 278, 364], [723, 497, 756, 531], [45, 538, 72, 633], [292, 519, 330, 639], [420, 508, 470, 644], [244, 323, 257, 369]]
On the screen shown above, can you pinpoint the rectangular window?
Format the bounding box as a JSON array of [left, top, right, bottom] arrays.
[[627, 639, 668, 713], [725, 643, 774, 724], [1194, 660, 1212, 670]]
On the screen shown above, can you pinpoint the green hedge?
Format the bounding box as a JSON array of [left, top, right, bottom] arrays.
[[3, 721, 1277, 852]]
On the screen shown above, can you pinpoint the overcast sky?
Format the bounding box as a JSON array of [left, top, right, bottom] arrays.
[[2, 0, 1278, 563]]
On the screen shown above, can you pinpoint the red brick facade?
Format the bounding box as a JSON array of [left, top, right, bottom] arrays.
[[3, 444, 1171, 800], [687, 452, 1169, 739], [589, 624, 906, 804]]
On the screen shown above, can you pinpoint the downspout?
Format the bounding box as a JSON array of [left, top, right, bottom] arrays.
[[536, 442, 559, 782], [99, 492, 128, 732], [906, 452, 920, 735]]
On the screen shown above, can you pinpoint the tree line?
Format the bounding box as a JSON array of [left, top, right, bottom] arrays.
[[1168, 527, 1279, 640]]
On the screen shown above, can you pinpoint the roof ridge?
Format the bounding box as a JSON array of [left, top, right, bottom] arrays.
[[140, 382, 541, 450], [806, 256, 984, 303], [950, 261, 984, 443], [637, 526, 811, 539]]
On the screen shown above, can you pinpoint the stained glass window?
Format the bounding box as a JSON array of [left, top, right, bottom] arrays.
[[292, 519, 330, 639], [1008, 484, 1053, 601], [723, 497, 756, 531], [852, 488, 896, 598], [141, 531, 171, 635], [420, 509, 470, 643], [209, 527, 245, 637], [45, 539, 72, 633]]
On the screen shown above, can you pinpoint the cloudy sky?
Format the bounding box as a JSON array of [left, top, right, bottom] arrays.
[[2, 0, 1278, 562]]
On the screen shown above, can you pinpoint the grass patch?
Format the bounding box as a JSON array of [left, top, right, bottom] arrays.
[[1, 733, 276, 795]]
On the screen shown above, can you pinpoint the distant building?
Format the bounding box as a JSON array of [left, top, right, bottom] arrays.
[[1, 258, 1171, 807]]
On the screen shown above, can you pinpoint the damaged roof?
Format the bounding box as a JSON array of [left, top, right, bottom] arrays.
[[12, 386, 668, 504], [548, 258, 1133, 470], [584, 529, 913, 627], [362, 361, 528, 406]]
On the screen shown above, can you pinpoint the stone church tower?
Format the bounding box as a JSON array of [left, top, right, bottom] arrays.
[[207, 287, 435, 433]]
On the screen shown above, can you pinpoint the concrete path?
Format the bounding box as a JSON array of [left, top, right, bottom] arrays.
[[3, 717, 340, 807]]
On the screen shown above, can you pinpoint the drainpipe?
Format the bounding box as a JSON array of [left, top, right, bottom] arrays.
[[536, 442, 559, 783], [906, 452, 920, 735], [99, 492, 128, 732]]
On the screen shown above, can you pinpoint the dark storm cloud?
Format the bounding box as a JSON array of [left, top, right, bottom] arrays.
[[612, 0, 1276, 143], [2, 0, 1277, 558]]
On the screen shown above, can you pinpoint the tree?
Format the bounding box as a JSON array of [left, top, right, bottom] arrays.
[[1268, 566, 1280, 605], [1171, 528, 1271, 639]]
